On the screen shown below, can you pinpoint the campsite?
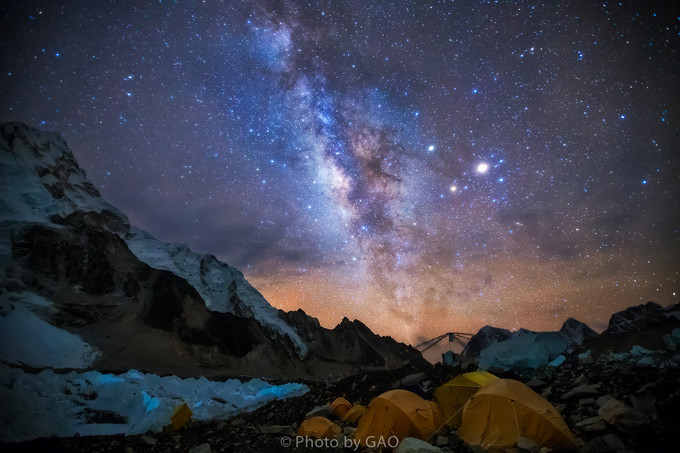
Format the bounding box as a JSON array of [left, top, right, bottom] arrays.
[[6, 322, 680, 452], [2, 1, 680, 452]]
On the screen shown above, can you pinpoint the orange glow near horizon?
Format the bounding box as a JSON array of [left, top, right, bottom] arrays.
[[250, 252, 679, 347]]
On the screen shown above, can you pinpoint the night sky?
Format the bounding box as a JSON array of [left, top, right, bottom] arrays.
[[2, 1, 679, 345]]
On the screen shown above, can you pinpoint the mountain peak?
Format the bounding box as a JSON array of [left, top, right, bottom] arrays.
[[0, 122, 425, 379]]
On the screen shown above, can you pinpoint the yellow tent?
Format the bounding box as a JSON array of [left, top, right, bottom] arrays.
[[331, 397, 352, 418], [355, 390, 442, 446], [170, 402, 192, 431], [297, 416, 342, 439], [343, 404, 365, 424], [459, 379, 577, 452], [434, 371, 499, 427]]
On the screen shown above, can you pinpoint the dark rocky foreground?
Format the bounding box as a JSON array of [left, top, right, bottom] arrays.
[[4, 344, 680, 453]]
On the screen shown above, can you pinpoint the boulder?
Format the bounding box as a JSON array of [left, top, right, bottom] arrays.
[[562, 384, 600, 400], [598, 398, 651, 432], [662, 333, 677, 350], [630, 391, 657, 420], [575, 415, 606, 432], [260, 425, 295, 436], [140, 435, 157, 446], [582, 434, 626, 453], [578, 350, 594, 365], [304, 405, 332, 419], [188, 444, 212, 453], [526, 379, 547, 388], [517, 437, 539, 452], [636, 356, 655, 367], [395, 437, 443, 453], [573, 373, 589, 386], [671, 328, 680, 345], [630, 345, 652, 356], [435, 436, 449, 446], [400, 372, 426, 387]]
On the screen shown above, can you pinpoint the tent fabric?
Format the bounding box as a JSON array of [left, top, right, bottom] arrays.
[[331, 397, 352, 418], [297, 416, 341, 439], [434, 371, 499, 427], [355, 390, 442, 446], [459, 379, 577, 452], [343, 404, 366, 424], [170, 402, 192, 431]]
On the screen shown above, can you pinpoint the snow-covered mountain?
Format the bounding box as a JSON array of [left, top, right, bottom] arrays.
[[604, 301, 680, 335], [0, 122, 424, 379], [460, 319, 597, 372]]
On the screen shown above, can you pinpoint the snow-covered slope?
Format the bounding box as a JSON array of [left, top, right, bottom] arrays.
[[125, 227, 307, 355], [0, 303, 100, 369], [0, 122, 127, 225], [0, 121, 306, 354]]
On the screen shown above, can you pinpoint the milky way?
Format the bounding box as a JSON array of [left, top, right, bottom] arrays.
[[2, 1, 679, 344]]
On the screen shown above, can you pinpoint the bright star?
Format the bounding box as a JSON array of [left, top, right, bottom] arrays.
[[450, 185, 457, 192], [476, 163, 489, 173], [428, 145, 435, 152]]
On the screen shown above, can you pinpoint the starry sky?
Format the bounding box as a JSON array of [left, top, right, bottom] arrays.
[[2, 1, 679, 345]]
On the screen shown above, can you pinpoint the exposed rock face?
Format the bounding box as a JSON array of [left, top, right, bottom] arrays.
[[0, 122, 426, 379], [605, 301, 680, 334], [280, 311, 422, 370], [460, 325, 512, 358], [560, 317, 599, 352]]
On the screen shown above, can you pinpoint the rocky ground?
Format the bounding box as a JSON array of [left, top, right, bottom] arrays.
[[4, 341, 680, 453]]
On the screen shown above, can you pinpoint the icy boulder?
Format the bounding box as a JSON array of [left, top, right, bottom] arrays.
[[0, 364, 309, 442], [479, 331, 567, 372]]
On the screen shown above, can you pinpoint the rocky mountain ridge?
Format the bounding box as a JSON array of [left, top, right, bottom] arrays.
[[0, 122, 425, 379]]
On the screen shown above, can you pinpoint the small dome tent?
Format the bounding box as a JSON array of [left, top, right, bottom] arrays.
[[297, 416, 341, 439], [355, 390, 442, 446], [330, 397, 352, 418], [434, 371, 499, 427], [343, 404, 366, 424], [459, 379, 577, 452]]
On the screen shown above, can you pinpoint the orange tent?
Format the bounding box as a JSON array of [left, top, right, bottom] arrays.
[[170, 402, 192, 431], [331, 397, 352, 418], [434, 371, 499, 427], [355, 390, 442, 446], [459, 379, 577, 452], [297, 416, 342, 439], [343, 404, 365, 424]]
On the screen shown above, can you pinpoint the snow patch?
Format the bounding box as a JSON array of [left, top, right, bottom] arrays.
[[0, 304, 99, 369], [0, 364, 309, 442]]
